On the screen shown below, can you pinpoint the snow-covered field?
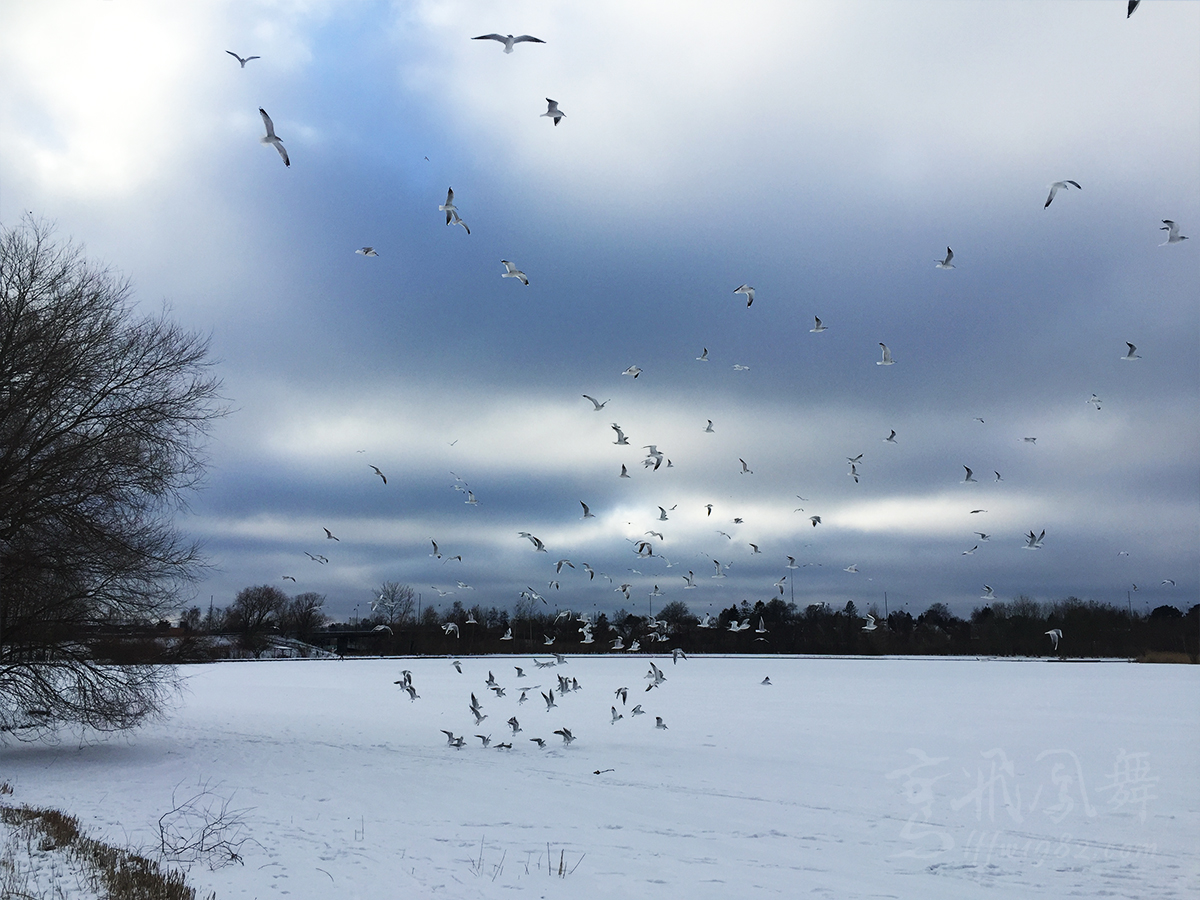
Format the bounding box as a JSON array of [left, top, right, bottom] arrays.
[[3, 655, 1197, 899]]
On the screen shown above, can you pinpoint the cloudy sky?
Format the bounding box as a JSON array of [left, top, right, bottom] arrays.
[[2, 0, 1196, 623]]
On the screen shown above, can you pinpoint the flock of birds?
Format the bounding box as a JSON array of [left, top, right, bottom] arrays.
[[396, 649, 711, 752], [227, 4, 1188, 662]]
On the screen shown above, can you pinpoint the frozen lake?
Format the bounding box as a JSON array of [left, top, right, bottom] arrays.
[[3, 655, 1197, 899]]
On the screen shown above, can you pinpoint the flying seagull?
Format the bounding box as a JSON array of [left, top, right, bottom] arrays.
[[369, 465, 387, 484], [355, 247, 378, 257], [1160, 220, 1188, 245], [1121, 342, 1141, 360], [696, 347, 709, 361], [733, 284, 755, 307], [981, 585, 996, 600], [739, 458, 753, 474], [472, 33, 545, 53], [500, 260, 529, 284], [705, 419, 714, 433], [1024, 529, 1046, 550], [580, 501, 595, 519], [541, 98, 565, 125], [1044, 180, 1081, 209], [1045, 628, 1062, 651], [258, 107, 290, 167], [582, 394, 609, 411], [862, 614, 877, 632], [935, 247, 955, 269], [226, 51, 260, 67], [877, 343, 895, 365], [449, 210, 470, 234], [439, 188, 458, 224], [619, 464, 631, 478], [962, 466, 977, 483], [622, 365, 642, 378], [810, 516, 821, 527], [611, 423, 630, 445], [1127, 1, 1140, 18], [810, 317, 827, 333], [323, 528, 339, 541]]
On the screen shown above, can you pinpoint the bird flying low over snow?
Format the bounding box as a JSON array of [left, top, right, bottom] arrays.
[[862, 614, 877, 632], [877, 343, 895, 365], [1159, 219, 1188, 244], [472, 33, 545, 53], [733, 284, 755, 307], [1044, 180, 1081, 208], [1045, 628, 1062, 650], [622, 365, 642, 378], [258, 108, 290, 167], [226, 51, 260, 67], [1121, 342, 1141, 360], [541, 98, 565, 125], [936, 247, 955, 269], [500, 260, 528, 284], [810, 316, 827, 332], [355, 247, 378, 257]]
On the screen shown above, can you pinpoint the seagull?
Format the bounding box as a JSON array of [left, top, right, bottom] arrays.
[[994, 472, 1003, 482], [655, 717, 668, 730], [1121, 342, 1141, 360], [761, 677, 772, 686], [935, 247, 955, 269], [452, 660, 462, 673], [810, 516, 821, 527], [962, 545, 978, 555], [630, 704, 645, 716], [1023, 437, 1037, 444], [975, 532, 991, 541], [449, 210, 470, 234], [429, 539, 441, 558], [369, 465, 387, 484], [786, 556, 799, 569], [500, 260, 529, 284], [981, 585, 996, 600], [582, 563, 595, 580], [733, 284, 755, 307], [580, 501, 596, 519], [518, 532, 547, 552], [682, 571, 697, 589], [1160, 219, 1188, 245], [611, 423, 630, 445], [732, 364, 751, 371], [847, 454, 863, 464], [611, 706, 623, 724], [582, 394, 610, 410], [711, 559, 726, 578], [226, 51, 261, 67], [541, 98, 565, 125], [657, 506, 669, 521], [465, 491, 478, 505], [849, 463, 859, 484], [1044, 180, 1081, 209], [355, 247, 378, 257], [622, 365, 642, 378], [1088, 394, 1103, 410], [963, 466, 977, 483], [620, 464, 631, 478], [970, 509, 987, 514], [440, 729, 461, 746], [530, 737, 546, 748], [258, 108, 290, 167], [705, 420, 714, 433], [443, 623, 460, 638], [862, 614, 877, 632], [282, 575, 296, 582], [696, 348, 709, 361], [323, 528, 340, 541], [431, 586, 454, 597], [844, 564, 858, 573], [1162, 579, 1176, 586], [472, 33, 545, 53], [1128, 0, 1140, 16], [471, 708, 487, 727], [739, 458, 753, 474], [885, 430, 897, 443], [877, 343, 895, 365], [1024, 529, 1046, 550], [438, 188, 458, 224], [810, 317, 827, 333], [749, 543, 762, 555], [553, 727, 575, 745], [1045, 628, 1062, 651]]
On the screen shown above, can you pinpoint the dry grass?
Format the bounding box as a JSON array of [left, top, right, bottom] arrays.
[[0, 801, 214, 900]]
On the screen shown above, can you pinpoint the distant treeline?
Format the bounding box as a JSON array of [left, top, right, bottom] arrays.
[[183, 588, 1198, 661]]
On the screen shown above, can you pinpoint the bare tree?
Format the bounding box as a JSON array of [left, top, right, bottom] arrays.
[[226, 585, 287, 657], [278, 591, 328, 642], [371, 581, 416, 627], [0, 220, 223, 738]]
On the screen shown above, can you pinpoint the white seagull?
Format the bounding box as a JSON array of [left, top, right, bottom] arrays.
[[622, 365, 642, 378], [962, 466, 977, 483], [1121, 342, 1141, 360], [885, 430, 897, 443], [877, 343, 895, 365], [226, 51, 260, 67], [582, 394, 609, 411], [1024, 529, 1046, 550], [438, 188, 458, 224], [355, 247, 378, 257], [1159, 219, 1188, 245], [733, 284, 755, 307], [472, 33, 545, 53], [862, 614, 877, 632], [1044, 180, 1081, 209], [611, 423, 630, 445], [810, 316, 827, 333], [449, 210, 470, 234], [981, 585, 996, 600], [696, 347, 709, 361], [259, 107, 290, 167], [1045, 628, 1062, 651], [739, 458, 753, 475], [500, 260, 529, 284], [541, 98, 565, 125], [935, 247, 955, 269], [580, 501, 595, 519], [705, 419, 714, 433]]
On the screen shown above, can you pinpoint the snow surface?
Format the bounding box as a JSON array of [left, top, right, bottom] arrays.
[[2, 655, 1197, 899]]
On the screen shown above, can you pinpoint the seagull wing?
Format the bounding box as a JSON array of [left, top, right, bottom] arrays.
[[259, 107, 277, 139], [472, 34, 507, 42], [513, 35, 545, 44]]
